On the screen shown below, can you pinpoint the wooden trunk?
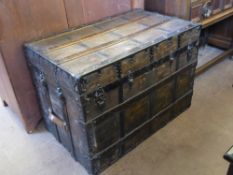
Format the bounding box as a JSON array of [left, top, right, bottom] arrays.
[[25, 10, 201, 175], [145, 0, 233, 22]]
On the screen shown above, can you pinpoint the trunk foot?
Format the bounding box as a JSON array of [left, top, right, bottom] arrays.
[[2, 100, 8, 107]]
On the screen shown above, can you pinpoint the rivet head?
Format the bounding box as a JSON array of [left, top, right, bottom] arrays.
[[56, 87, 63, 97]]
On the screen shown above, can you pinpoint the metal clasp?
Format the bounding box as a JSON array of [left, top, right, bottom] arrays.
[[187, 44, 194, 61], [169, 53, 175, 67], [169, 54, 175, 62], [128, 71, 134, 88], [94, 85, 106, 108]]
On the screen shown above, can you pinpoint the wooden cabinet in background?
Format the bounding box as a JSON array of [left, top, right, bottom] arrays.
[[145, 0, 233, 76], [145, 0, 233, 22]]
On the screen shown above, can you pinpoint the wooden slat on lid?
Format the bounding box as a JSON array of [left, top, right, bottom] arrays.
[[61, 27, 170, 76], [47, 14, 150, 52], [28, 10, 145, 52], [42, 14, 169, 64], [62, 53, 108, 77], [139, 14, 170, 26], [156, 18, 193, 34], [62, 40, 140, 76], [41, 44, 88, 62], [132, 28, 167, 43], [27, 11, 197, 77], [31, 26, 99, 52], [112, 22, 148, 36], [99, 40, 141, 59], [30, 13, 167, 65], [79, 32, 120, 48]]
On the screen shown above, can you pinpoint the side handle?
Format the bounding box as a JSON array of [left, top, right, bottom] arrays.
[[48, 109, 68, 131]]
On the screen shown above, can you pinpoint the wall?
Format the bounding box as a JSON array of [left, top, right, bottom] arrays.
[[0, 0, 142, 132]]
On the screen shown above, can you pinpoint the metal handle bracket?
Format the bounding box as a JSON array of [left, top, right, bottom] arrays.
[[48, 109, 68, 131]]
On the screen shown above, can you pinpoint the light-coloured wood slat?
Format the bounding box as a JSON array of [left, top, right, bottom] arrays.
[[45, 11, 151, 52], [27, 11, 199, 78], [56, 15, 170, 65], [196, 47, 233, 75], [44, 14, 169, 64], [61, 20, 196, 76], [28, 10, 148, 53]]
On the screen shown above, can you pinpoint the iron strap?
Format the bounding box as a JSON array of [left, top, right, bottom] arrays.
[[80, 61, 197, 126]]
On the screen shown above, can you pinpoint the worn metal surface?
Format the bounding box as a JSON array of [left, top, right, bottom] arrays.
[[25, 10, 201, 175]]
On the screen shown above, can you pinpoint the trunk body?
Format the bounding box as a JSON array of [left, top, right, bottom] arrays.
[[25, 10, 201, 175]]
